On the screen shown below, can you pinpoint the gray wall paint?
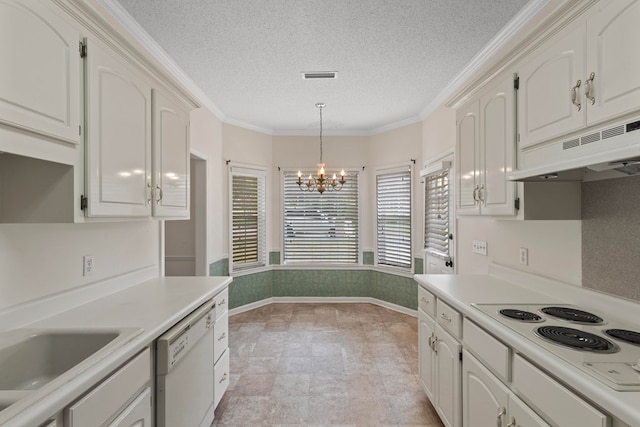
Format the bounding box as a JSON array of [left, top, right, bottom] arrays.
[[582, 175, 640, 301]]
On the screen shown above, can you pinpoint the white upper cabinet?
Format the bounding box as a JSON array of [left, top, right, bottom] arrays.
[[518, 22, 585, 149], [85, 38, 153, 218], [518, 0, 640, 149], [585, 0, 640, 126], [152, 90, 190, 218], [457, 75, 516, 216], [0, 0, 80, 144]]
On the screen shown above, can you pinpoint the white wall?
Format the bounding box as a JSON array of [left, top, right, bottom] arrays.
[[190, 108, 224, 265], [0, 221, 159, 310], [421, 106, 582, 285]]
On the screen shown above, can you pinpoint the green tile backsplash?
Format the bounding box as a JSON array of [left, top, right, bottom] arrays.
[[212, 257, 419, 311]]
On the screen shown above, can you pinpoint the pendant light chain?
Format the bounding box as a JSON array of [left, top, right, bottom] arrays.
[[319, 105, 323, 164]]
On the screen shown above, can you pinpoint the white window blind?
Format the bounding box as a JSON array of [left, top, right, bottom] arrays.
[[231, 170, 266, 270], [424, 168, 450, 255], [376, 167, 412, 269], [283, 171, 359, 263]]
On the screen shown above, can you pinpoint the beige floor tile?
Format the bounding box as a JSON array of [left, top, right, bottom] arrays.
[[214, 303, 443, 427]]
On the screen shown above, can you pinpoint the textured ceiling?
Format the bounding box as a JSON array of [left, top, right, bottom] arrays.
[[114, 0, 530, 134]]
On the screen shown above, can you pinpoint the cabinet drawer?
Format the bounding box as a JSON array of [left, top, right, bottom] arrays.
[[214, 288, 229, 319], [463, 319, 510, 381], [513, 354, 608, 427], [436, 299, 461, 338], [66, 348, 151, 427], [107, 387, 151, 427], [214, 348, 230, 408], [418, 286, 436, 317], [214, 313, 229, 363]]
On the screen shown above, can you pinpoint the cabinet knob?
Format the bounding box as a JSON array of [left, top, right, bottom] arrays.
[[440, 313, 452, 322], [506, 417, 516, 427], [219, 299, 226, 306], [218, 332, 226, 341], [419, 297, 429, 303], [497, 407, 506, 427], [155, 185, 163, 205], [585, 72, 596, 105], [219, 372, 228, 383], [570, 79, 582, 111]]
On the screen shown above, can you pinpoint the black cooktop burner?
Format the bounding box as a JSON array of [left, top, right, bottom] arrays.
[[499, 309, 543, 322], [540, 306, 603, 324], [535, 326, 618, 353], [605, 329, 640, 346]]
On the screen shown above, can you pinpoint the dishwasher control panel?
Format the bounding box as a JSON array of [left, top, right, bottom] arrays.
[[156, 299, 216, 375]]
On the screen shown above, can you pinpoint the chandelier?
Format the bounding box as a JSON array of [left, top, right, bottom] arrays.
[[297, 103, 346, 194]]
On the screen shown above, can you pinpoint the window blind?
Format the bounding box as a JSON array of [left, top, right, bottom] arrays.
[[283, 172, 359, 263], [376, 168, 412, 269], [231, 173, 266, 269], [424, 169, 450, 255]]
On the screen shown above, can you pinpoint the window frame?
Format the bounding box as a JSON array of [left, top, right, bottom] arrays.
[[421, 158, 454, 264], [375, 163, 413, 272], [228, 164, 268, 273], [281, 168, 362, 266]]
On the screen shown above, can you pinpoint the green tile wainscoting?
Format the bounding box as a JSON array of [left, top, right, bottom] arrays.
[[269, 251, 281, 265], [363, 251, 374, 265], [211, 256, 423, 311], [414, 257, 424, 274], [208, 257, 229, 276]]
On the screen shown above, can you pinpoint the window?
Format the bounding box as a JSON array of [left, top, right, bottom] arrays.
[[229, 166, 266, 271], [283, 171, 359, 263], [424, 167, 450, 256], [376, 166, 412, 269]]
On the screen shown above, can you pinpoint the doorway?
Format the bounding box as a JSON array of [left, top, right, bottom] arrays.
[[163, 151, 208, 276]]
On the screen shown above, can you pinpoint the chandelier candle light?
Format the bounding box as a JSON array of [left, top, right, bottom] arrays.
[[297, 102, 346, 194]]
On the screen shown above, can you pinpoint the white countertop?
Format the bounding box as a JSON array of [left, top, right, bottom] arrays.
[[0, 275, 232, 427], [414, 267, 640, 427]]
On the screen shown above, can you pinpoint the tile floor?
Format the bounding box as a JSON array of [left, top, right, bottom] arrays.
[[212, 303, 444, 426]]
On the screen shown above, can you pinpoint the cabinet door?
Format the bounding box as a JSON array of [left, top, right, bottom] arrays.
[[434, 324, 461, 427], [85, 39, 152, 217], [479, 76, 516, 216], [585, 0, 640, 125], [0, 0, 80, 143], [456, 100, 480, 215], [518, 22, 586, 149], [418, 309, 436, 402], [107, 388, 151, 427], [508, 394, 550, 427], [152, 90, 190, 218], [462, 350, 509, 427]]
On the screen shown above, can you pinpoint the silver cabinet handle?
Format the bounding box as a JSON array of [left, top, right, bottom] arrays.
[[570, 79, 582, 111], [219, 372, 228, 383], [146, 183, 153, 205], [472, 185, 479, 202], [155, 185, 163, 205], [218, 332, 226, 341], [419, 296, 429, 304], [218, 299, 226, 306], [440, 313, 452, 322], [479, 184, 485, 203], [497, 407, 506, 427], [585, 72, 595, 105], [507, 417, 516, 427]]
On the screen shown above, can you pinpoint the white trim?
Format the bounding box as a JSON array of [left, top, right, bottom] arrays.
[[231, 265, 271, 277], [0, 266, 158, 330], [229, 297, 417, 318], [190, 152, 209, 276], [420, 161, 451, 178], [423, 148, 455, 169], [274, 264, 369, 271], [372, 265, 415, 279]]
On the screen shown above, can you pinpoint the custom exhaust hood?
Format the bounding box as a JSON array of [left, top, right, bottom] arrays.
[[508, 117, 640, 182]]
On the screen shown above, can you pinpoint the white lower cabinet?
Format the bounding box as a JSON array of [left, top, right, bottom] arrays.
[[66, 348, 151, 427], [463, 350, 549, 427], [418, 304, 461, 427], [213, 287, 230, 409]]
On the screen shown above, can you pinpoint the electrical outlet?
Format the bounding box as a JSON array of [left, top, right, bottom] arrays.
[[83, 255, 94, 276], [472, 240, 488, 256], [519, 248, 528, 266]]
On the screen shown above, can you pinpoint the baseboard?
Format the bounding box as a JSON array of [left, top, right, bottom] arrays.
[[229, 296, 416, 317]]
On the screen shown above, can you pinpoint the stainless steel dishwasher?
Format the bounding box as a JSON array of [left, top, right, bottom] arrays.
[[156, 299, 216, 427]]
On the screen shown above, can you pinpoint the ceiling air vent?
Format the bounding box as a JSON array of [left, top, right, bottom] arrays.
[[302, 71, 338, 80]]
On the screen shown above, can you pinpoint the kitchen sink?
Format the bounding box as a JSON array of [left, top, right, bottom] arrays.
[[0, 328, 143, 393]]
